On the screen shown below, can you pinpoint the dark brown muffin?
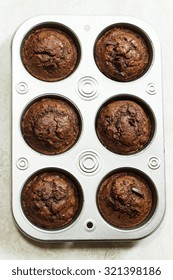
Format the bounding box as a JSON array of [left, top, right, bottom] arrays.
[[21, 171, 80, 229], [95, 27, 150, 82], [21, 27, 79, 81], [21, 98, 80, 155], [96, 100, 152, 154], [97, 172, 153, 228]]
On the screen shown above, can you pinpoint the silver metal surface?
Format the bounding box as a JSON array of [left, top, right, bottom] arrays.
[[12, 15, 165, 242]]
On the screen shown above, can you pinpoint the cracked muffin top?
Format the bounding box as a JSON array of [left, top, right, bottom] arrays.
[[97, 172, 153, 228], [96, 100, 152, 154], [94, 27, 150, 82], [21, 27, 79, 81], [21, 171, 80, 229], [21, 97, 80, 155]]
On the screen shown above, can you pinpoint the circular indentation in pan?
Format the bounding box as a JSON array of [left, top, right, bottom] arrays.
[[16, 82, 28, 94], [21, 95, 82, 155], [77, 76, 99, 100], [94, 23, 153, 82], [146, 83, 157, 95], [78, 150, 101, 175], [16, 157, 29, 170], [21, 168, 83, 230], [95, 94, 155, 155], [148, 156, 160, 170], [97, 168, 157, 229], [21, 23, 81, 82]]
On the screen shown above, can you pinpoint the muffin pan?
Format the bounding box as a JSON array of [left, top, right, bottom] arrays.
[[12, 15, 165, 241]]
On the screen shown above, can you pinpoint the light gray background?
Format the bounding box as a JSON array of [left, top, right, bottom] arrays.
[[0, 0, 172, 259]]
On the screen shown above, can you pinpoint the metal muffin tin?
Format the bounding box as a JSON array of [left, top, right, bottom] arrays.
[[12, 15, 165, 241]]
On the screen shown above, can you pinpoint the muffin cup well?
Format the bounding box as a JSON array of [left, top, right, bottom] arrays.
[[97, 168, 157, 229], [95, 94, 156, 155], [21, 23, 81, 82], [21, 95, 82, 155], [94, 23, 153, 82], [20, 168, 83, 230]]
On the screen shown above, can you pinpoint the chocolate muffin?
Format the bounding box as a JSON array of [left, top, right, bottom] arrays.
[[96, 100, 152, 154], [21, 27, 79, 81], [21, 171, 80, 229], [95, 27, 150, 82], [97, 172, 153, 228], [21, 97, 80, 155]]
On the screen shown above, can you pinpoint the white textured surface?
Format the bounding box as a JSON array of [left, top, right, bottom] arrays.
[[0, 0, 172, 259]]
